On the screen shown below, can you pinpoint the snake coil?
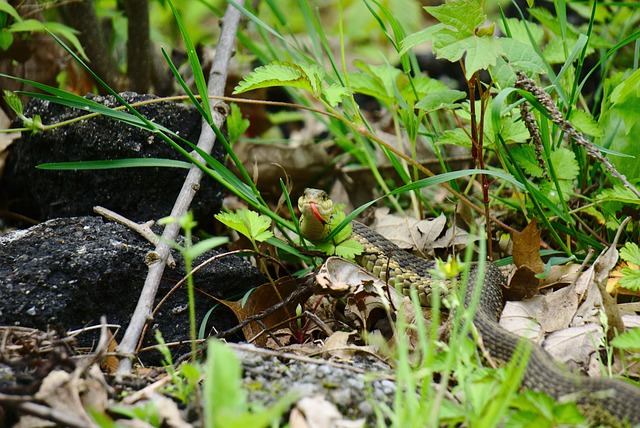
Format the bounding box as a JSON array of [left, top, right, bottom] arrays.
[[299, 188, 640, 426]]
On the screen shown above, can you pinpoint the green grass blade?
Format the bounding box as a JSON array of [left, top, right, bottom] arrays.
[[166, 0, 211, 123], [36, 158, 192, 170], [161, 47, 210, 120]]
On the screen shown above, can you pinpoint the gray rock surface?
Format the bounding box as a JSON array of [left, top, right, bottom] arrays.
[[0, 216, 263, 363], [235, 345, 398, 424]]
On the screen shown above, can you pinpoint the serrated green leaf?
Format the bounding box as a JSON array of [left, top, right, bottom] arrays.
[[436, 128, 472, 147], [215, 209, 273, 243], [298, 62, 325, 95], [618, 267, 640, 291], [539, 179, 574, 204], [226, 103, 250, 144], [569, 109, 604, 137], [3, 90, 22, 115], [620, 243, 640, 265], [399, 27, 437, 55], [415, 89, 466, 112], [433, 30, 503, 80], [323, 84, 350, 107], [610, 69, 640, 135], [512, 145, 544, 178], [347, 71, 394, 105], [334, 239, 364, 260], [497, 113, 530, 143], [610, 327, 640, 351], [361, 62, 403, 100], [499, 38, 545, 74], [596, 186, 640, 205], [549, 148, 579, 181], [426, 0, 484, 37], [233, 61, 314, 95], [499, 18, 544, 46]]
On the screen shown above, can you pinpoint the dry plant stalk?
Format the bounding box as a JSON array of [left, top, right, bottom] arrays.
[[515, 71, 640, 199]]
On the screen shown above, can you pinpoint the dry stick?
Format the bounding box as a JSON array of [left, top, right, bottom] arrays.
[[115, 2, 244, 376], [93, 205, 176, 268], [515, 71, 640, 199]]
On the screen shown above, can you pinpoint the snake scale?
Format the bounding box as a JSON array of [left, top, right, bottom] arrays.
[[299, 188, 640, 426]]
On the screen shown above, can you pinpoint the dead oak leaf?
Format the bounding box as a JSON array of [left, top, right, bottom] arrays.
[[507, 219, 545, 301], [512, 219, 545, 272]]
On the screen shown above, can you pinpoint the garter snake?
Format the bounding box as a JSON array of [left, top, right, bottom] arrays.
[[298, 188, 640, 426]]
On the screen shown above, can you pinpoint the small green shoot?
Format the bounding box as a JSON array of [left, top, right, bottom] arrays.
[[203, 339, 296, 428], [154, 331, 201, 405], [158, 212, 228, 358], [3, 90, 43, 133], [227, 103, 251, 144]]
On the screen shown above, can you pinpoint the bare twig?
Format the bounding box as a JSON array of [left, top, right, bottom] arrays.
[[14, 401, 91, 428], [116, 2, 245, 376], [93, 205, 176, 268], [515, 71, 640, 199]]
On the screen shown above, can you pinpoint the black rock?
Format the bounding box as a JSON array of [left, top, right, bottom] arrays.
[[0, 216, 263, 363], [3, 92, 224, 229]]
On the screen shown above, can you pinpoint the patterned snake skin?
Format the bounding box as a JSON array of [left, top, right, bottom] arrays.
[[299, 188, 640, 426]]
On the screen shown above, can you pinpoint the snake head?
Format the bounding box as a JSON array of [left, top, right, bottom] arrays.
[[298, 188, 334, 224], [298, 188, 334, 241]]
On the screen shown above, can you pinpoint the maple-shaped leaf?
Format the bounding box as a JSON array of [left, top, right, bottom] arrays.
[[215, 209, 273, 242], [323, 84, 351, 107], [596, 185, 640, 205], [569, 109, 604, 138], [421, 0, 503, 79], [621, 242, 640, 265], [233, 61, 324, 96], [549, 147, 579, 181]]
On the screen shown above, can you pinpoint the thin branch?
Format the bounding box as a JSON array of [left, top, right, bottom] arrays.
[[116, 2, 245, 376]]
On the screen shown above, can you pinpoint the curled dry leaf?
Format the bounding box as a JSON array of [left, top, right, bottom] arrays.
[[499, 299, 544, 344], [321, 330, 361, 361], [592, 240, 626, 339], [512, 219, 545, 272], [373, 210, 446, 252], [543, 323, 604, 370]]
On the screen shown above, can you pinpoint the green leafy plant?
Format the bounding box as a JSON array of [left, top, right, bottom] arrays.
[[0, 2, 86, 57]]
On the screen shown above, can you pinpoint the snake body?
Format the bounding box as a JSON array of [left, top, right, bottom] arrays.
[[299, 188, 640, 426]]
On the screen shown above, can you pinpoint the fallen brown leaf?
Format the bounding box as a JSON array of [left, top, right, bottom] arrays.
[[215, 276, 307, 346], [512, 219, 545, 272]]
